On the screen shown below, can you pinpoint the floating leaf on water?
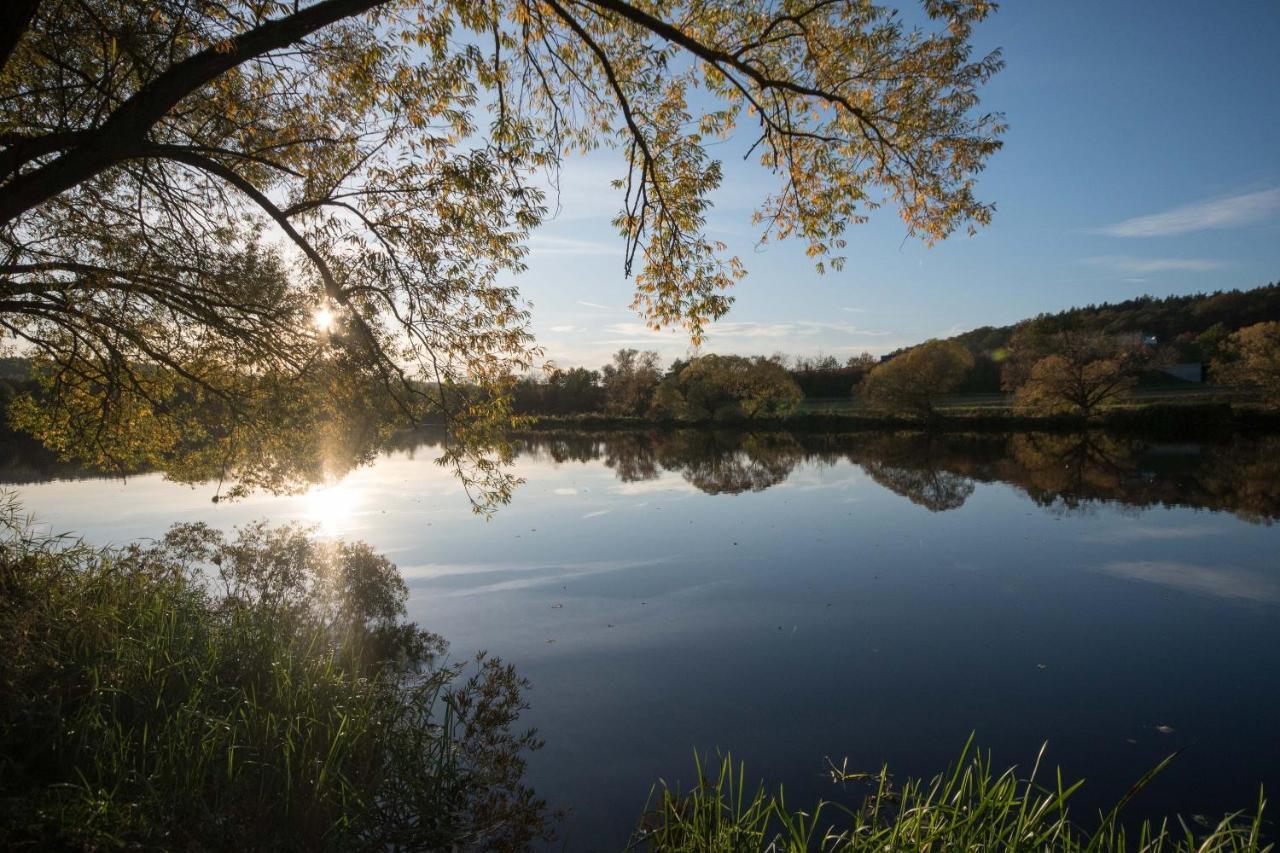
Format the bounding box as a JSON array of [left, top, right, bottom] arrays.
[[1156, 724, 1175, 734]]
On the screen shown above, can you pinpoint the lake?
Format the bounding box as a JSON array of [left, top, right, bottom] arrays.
[[7, 429, 1280, 849]]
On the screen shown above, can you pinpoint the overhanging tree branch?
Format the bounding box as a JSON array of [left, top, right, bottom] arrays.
[[0, 0, 388, 226]]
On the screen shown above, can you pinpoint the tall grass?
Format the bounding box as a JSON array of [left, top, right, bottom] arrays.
[[0, 495, 547, 851], [630, 741, 1270, 852]]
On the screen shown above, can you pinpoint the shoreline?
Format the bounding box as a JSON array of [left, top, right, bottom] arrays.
[[512, 400, 1280, 440]]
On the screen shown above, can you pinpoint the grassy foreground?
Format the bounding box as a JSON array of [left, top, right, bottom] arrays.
[[628, 748, 1270, 852], [0, 495, 547, 851]]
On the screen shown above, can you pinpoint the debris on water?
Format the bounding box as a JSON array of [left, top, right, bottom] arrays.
[[550, 603, 563, 609], [1125, 738, 1138, 744], [1156, 724, 1175, 734], [1036, 663, 1048, 670], [1193, 815, 1209, 827]]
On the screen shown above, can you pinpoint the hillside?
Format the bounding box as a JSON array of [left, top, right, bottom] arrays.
[[952, 281, 1280, 357], [941, 280, 1280, 392]]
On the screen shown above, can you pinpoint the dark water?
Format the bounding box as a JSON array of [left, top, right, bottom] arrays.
[[8, 429, 1280, 848]]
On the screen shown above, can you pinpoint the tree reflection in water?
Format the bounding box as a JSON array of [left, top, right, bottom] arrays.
[[507, 429, 1280, 523], [4, 426, 1279, 523]]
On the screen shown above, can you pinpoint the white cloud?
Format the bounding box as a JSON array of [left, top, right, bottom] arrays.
[[1098, 560, 1280, 603], [576, 300, 622, 311], [840, 306, 867, 314], [526, 234, 619, 256], [548, 324, 577, 333], [602, 320, 892, 340], [1101, 188, 1280, 237], [1082, 256, 1226, 274]]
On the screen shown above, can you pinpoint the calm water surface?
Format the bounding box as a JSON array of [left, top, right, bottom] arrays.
[[9, 430, 1280, 848]]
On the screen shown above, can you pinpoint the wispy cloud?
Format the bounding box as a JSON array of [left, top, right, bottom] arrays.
[[576, 300, 623, 311], [548, 324, 577, 333], [1082, 256, 1226, 274], [840, 307, 867, 314], [1101, 188, 1280, 237], [526, 235, 619, 256], [1098, 560, 1280, 603], [603, 320, 892, 340]]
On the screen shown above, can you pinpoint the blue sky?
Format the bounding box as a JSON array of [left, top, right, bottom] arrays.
[[512, 1, 1280, 369]]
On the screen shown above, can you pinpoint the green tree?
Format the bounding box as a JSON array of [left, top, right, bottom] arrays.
[[601, 348, 662, 415], [1213, 321, 1280, 408], [860, 339, 973, 417], [648, 354, 803, 420], [1, 0, 1004, 492]]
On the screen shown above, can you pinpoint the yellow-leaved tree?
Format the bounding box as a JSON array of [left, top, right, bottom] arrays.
[[1, 0, 1004, 497], [1213, 321, 1280, 408], [861, 339, 974, 418]]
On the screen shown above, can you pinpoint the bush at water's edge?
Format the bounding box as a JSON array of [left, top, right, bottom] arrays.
[[0, 495, 548, 851]]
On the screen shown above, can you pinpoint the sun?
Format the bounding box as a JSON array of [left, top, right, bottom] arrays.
[[312, 304, 336, 333]]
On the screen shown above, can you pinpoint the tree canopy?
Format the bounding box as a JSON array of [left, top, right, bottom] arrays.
[[0, 0, 1003, 494], [1003, 328, 1159, 417], [1214, 321, 1280, 409], [860, 338, 972, 417], [648, 354, 803, 420]]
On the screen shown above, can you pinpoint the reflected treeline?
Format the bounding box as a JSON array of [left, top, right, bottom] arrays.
[[4, 425, 1279, 523], [509, 429, 1280, 523]]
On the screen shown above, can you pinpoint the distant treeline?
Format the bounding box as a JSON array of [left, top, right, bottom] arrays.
[[511, 281, 1280, 413], [939, 281, 1280, 392], [950, 281, 1280, 356]]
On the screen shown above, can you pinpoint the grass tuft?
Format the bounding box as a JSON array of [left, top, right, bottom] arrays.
[[628, 738, 1270, 852]]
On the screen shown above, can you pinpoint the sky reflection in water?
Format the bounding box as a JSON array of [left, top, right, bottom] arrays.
[[8, 430, 1280, 849]]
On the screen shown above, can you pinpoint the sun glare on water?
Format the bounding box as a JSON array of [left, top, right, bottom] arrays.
[[305, 481, 361, 536]]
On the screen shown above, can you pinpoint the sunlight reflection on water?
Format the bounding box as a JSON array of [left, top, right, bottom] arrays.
[[304, 480, 362, 536]]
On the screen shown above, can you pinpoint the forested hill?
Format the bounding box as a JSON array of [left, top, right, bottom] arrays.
[[951, 281, 1280, 357]]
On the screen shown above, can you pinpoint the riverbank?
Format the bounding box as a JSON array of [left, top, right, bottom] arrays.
[[516, 399, 1280, 440]]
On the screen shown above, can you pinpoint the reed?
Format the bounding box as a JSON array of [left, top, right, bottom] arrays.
[[629, 740, 1269, 852]]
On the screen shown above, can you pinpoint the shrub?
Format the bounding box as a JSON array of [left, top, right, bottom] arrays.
[[0, 496, 547, 851]]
